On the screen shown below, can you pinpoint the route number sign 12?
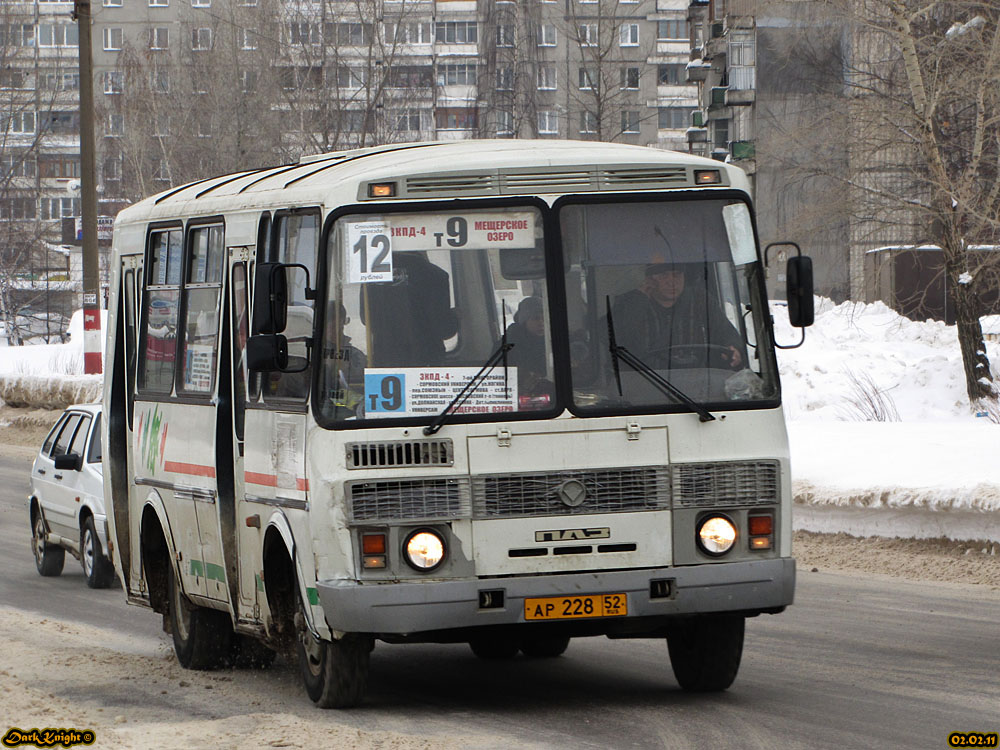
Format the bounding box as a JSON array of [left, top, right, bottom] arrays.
[[347, 220, 393, 283]]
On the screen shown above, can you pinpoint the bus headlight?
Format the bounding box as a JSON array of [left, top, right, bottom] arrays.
[[697, 516, 737, 556], [403, 529, 446, 571]]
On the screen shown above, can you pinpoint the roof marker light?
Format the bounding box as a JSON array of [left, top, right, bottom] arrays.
[[368, 182, 397, 198], [694, 169, 721, 185]]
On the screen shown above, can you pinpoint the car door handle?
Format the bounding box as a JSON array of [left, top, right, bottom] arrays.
[[37, 469, 46, 475], [54, 474, 63, 481]]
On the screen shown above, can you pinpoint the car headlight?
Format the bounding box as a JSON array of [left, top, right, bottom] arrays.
[[697, 515, 737, 556], [403, 529, 446, 571]]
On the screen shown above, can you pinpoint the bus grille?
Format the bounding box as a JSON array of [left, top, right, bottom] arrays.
[[347, 478, 471, 521], [672, 461, 779, 508], [346, 439, 453, 469], [472, 467, 670, 518]]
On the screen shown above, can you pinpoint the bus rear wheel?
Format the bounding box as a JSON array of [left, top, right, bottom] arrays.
[[666, 615, 745, 692], [469, 636, 520, 659], [520, 635, 570, 658], [167, 569, 232, 670]]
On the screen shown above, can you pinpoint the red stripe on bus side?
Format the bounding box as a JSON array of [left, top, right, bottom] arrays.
[[164, 461, 217, 478], [245, 472, 309, 492]]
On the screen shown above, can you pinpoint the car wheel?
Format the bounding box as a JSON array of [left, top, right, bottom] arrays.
[[520, 635, 570, 658], [81, 516, 115, 589], [167, 568, 232, 670], [32, 514, 64, 577], [469, 636, 520, 659], [666, 615, 745, 692]]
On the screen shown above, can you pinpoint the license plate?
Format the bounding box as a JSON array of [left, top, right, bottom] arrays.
[[523, 593, 628, 621]]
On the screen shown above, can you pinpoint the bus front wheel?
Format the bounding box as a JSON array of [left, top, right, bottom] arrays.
[[297, 608, 370, 708], [666, 615, 745, 692]]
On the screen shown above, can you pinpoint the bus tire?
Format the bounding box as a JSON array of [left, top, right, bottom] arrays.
[[81, 516, 115, 589], [469, 636, 520, 659], [32, 513, 64, 577], [666, 615, 745, 692], [298, 629, 371, 708], [520, 635, 570, 658], [167, 569, 232, 670]]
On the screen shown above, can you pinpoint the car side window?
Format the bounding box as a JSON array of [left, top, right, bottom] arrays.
[[88, 413, 102, 464], [52, 414, 82, 457], [42, 415, 67, 455], [69, 415, 92, 458]]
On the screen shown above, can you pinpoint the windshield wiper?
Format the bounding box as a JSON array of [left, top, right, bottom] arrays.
[[605, 297, 715, 423], [424, 309, 514, 436]]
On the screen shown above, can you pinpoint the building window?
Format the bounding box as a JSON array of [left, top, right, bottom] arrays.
[[621, 111, 640, 133], [435, 107, 477, 130], [103, 71, 123, 94], [38, 24, 79, 47], [150, 70, 169, 93], [0, 70, 29, 89], [537, 65, 556, 90], [39, 156, 80, 179], [578, 67, 596, 90], [103, 27, 123, 50], [537, 24, 556, 46], [41, 111, 79, 134], [437, 62, 477, 86], [6, 111, 36, 134], [658, 63, 685, 85], [386, 65, 433, 88], [1, 153, 35, 178], [288, 22, 319, 45], [537, 110, 558, 135], [393, 108, 429, 132], [336, 66, 367, 89], [335, 23, 370, 46], [238, 29, 256, 50], [149, 27, 169, 50], [496, 66, 513, 91], [387, 21, 431, 44], [0, 24, 35, 47], [239, 70, 256, 93], [619, 24, 639, 47], [103, 157, 121, 182], [496, 24, 514, 47], [0, 196, 36, 220], [191, 27, 212, 50], [496, 109, 513, 135], [658, 106, 695, 129], [155, 159, 171, 181], [39, 70, 79, 91], [40, 197, 80, 219], [579, 110, 597, 134], [149, 0, 168, 6], [153, 116, 170, 137], [434, 21, 477, 44], [620, 67, 639, 89], [729, 31, 755, 65], [578, 24, 597, 47], [106, 113, 124, 136], [103, 0, 122, 6], [657, 19, 688, 41], [191, 0, 210, 6]]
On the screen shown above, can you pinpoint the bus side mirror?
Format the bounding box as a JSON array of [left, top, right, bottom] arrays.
[[252, 262, 289, 335], [787, 255, 814, 328], [246, 333, 288, 372]]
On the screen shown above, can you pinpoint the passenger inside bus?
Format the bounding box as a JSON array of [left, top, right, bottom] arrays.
[[361, 252, 458, 367], [504, 296, 552, 397]]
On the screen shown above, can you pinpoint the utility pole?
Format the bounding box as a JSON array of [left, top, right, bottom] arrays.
[[74, 0, 101, 374]]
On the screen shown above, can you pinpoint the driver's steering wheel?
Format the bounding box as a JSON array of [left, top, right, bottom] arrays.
[[645, 343, 739, 370]]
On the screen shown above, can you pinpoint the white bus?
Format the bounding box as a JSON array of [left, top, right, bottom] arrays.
[[103, 140, 813, 707]]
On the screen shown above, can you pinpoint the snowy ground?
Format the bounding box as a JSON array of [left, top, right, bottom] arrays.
[[2, 300, 999, 542]]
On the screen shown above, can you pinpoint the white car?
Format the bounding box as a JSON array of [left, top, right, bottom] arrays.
[[28, 404, 115, 588]]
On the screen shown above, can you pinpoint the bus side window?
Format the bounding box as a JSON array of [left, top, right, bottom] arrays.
[[248, 214, 268, 403], [124, 269, 137, 424], [261, 210, 319, 402], [232, 262, 249, 441], [179, 224, 225, 395], [139, 227, 183, 394]]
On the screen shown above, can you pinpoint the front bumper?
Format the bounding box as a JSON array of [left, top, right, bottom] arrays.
[[316, 557, 795, 635]]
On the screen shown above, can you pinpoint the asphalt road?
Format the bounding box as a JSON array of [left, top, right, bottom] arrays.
[[2, 452, 998, 749]]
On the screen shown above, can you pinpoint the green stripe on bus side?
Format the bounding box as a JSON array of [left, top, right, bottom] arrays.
[[307, 587, 319, 605], [189, 560, 226, 583], [256, 574, 264, 592]]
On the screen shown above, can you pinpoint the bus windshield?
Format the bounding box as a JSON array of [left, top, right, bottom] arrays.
[[560, 197, 778, 412], [318, 205, 554, 424]]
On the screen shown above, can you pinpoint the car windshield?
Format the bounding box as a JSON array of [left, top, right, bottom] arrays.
[[559, 198, 778, 412], [317, 206, 554, 424]]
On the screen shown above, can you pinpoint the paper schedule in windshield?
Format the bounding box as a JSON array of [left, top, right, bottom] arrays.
[[346, 212, 536, 284], [363, 368, 519, 418]]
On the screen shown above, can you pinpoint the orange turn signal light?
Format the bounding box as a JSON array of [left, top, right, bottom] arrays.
[[362, 533, 386, 555], [748, 515, 773, 536]]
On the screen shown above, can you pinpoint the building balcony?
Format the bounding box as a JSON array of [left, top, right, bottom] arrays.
[[686, 126, 707, 143], [729, 139, 755, 160], [686, 60, 711, 82], [725, 88, 755, 106]]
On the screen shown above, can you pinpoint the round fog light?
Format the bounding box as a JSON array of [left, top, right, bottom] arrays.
[[403, 530, 446, 571], [697, 515, 737, 556]]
